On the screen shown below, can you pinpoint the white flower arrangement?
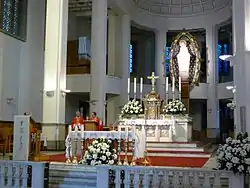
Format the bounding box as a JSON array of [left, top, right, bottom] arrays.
[[121, 99, 143, 117], [216, 132, 250, 174], [79, 137, 118, 165], [162, 100, 186, 114], [227, 100, 236, 110]]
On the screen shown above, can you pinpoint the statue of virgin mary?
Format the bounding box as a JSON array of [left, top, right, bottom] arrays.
[[169, 32, 201, 89]]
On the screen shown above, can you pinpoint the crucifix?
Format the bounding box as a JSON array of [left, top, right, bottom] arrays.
[[147, 72, 159, 92]]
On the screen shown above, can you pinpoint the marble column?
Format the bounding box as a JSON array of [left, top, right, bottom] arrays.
[[107, 11, 116, 124], [42, 0, 68, 150], [107, 11, 116, 76], [113, 14, 131, 118], [155, 30, 166, 98], [232, 0, 250, 134], [206, 25, 220, 139], [90, 0, 107, 121]]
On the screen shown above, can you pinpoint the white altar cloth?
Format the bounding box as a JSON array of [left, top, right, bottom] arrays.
[[65, 131, 142, 158], [67, 131, 134, 140]]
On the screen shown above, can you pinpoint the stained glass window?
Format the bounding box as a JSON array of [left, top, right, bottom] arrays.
[[218, 44, 229, 74], [165, 47, 170, 74], [0, 0, 27, 39]]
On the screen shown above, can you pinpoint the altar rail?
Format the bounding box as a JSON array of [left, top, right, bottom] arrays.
[[0, 161, 49, 188], [96, 166, 244, 188]]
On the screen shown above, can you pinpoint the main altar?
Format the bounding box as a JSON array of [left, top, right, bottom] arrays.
[[118, 73, 192, 145]]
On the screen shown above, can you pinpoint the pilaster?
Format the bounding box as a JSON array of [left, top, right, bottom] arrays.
[[206, 25, 220, 139], [232, 0, 249, 134], [107, 11, 116, 76], [42, 0, 68, 149], [155, 30, 166, 98], [90, 0, 107, 121]]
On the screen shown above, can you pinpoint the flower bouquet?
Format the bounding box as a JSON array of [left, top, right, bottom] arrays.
[[162, 100, 186, 115], [120, 99, 143, 118], [216, 132, 250, 174], [79, 137, 118, 165]]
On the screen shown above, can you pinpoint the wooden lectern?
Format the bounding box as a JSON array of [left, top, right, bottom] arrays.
[[84, 120, 98, 131], [181, 81, 190, 114]]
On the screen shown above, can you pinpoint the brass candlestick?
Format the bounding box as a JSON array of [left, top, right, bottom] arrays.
[[142, 150, 150, 166], [117, 137, 122, 165], [123, 138, 129, 165], [130, 139, 136, 166]]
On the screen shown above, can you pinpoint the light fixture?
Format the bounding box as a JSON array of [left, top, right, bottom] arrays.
[[219, 55, 233, 61], [61, 89, 71, 97], [40, 90, 55, 97], [226, 86, 234, 90], [45, 90, 55, 97], [226, 85, 236, 93], [219, 55, 235, 67], [6, 97, 15, 104]]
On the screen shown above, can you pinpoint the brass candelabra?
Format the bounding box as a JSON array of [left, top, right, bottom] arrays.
[[130, 138, 136, 166], [117, 137, 122, 165], [141, 150, 150, 166], [123, 138, 129, 165]]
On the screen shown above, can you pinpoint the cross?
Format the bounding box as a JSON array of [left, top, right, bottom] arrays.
[[147, 72, 159, 91]]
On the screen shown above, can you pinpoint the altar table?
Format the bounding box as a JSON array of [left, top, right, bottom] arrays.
[[118, 117, 192, 142]]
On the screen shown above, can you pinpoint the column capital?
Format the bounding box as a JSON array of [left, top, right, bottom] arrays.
[[154, 29, 167, 35]]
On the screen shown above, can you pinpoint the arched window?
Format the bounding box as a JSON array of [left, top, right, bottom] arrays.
[[1, 0, 27, 39]]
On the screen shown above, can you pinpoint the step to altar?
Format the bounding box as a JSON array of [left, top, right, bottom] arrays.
[[126, 141, 212, 158]]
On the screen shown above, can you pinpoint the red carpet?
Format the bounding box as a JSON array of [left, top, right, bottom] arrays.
[[48, 153, 208, 168]]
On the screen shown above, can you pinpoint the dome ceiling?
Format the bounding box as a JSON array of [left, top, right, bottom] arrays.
[[133, 0, 231, 17]]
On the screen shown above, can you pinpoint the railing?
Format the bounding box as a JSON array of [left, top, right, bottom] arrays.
[[0, 160, 48, 188], [96, 165, 244, 188]]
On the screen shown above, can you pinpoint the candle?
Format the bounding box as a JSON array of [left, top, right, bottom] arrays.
[[81, 124, 84, 138], [179, 76, 181, 94], [140, 77, 143, 93], [172, 77, 175, 92], [134, 77, 137, 98], [166, 77, 168, 93], [127, 78, 130, 93]]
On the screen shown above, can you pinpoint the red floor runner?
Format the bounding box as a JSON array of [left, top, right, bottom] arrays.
[[48, 154, 208, 168]]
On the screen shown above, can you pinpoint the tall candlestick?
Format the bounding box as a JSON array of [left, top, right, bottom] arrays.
[[134, 77, 137, 99], [140, 77, 143, 100], [179, 76, 181, 100]]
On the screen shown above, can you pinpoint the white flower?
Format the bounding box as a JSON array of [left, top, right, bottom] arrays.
[[226, 162, 233, 170], [101, 155, 107, 161], [108, 160, 114, 165], [90, 160, 96, 166]]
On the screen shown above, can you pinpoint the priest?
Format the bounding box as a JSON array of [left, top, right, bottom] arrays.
[[69, 111, 85, 163], [90, 112, 102, 131], [72, 111, 85, 130]]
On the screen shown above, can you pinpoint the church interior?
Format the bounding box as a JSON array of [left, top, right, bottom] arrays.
[[0, 0, 250, 187]]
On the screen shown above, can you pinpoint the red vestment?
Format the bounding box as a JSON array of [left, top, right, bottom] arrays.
[[91, 117, 100, 131], [72, 116, 85, 129]]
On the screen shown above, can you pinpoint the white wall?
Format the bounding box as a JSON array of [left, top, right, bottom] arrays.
[[0, 0, 46, 122], [0, 34, 22, 121], [18, 0, 45, 122]]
